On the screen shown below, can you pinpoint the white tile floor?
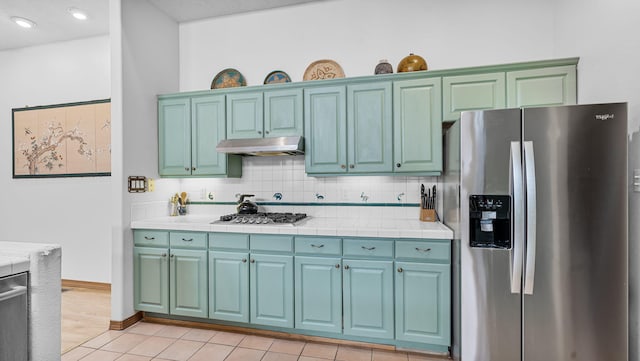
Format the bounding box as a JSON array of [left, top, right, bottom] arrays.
[[62, 321, 449, 361]]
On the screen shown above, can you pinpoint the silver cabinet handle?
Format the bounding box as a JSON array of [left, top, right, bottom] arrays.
[[242, 258, 247, 263], [265, 130, 270, 134], [257, 130, 262, 134], [341, 164, 346, 169], [311, 244, 324, 248], [397, 268, 403, 273], [510, 141, 525, 295], [343, 265, 350, 270], [182, 238, 193, 242], [170, 254, 175, 258], [144, 236, 155, 240], [0, 286, 27, 302], [523, 141, 537, 295], [349, 164, 355, 169], [250, 259, 255, 263], [361, 246, 376, 251], [396, 163, 401, 168], [192, 167, 196, 171], [415, 247, 431, 252], [185, 167, 189, 171], [335, 264, 340, 269], [161, 253, 167, 257]]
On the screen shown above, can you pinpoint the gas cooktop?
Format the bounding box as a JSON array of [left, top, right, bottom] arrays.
[[214, 212, 308, 225]]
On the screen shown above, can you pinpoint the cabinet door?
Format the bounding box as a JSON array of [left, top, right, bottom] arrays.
[[191, 95, 227, 175], [294, 256, 342, 333], [209, 251, 249, 323], [343, 259, 394, 339], [347, 82, 393, 173], [250, 253, 294, 328], [393, 78, 442, 173], [443, 72, 506, 121], [158, 97, 191, 176], [395, 261, 451, 345], [134, 247, 169, 313], [304, 86, 347, 174], [169, 249, 208, 318], [507, 65, 577, 108], [264, 88, 303, 137], [227, 92, 264, 139]]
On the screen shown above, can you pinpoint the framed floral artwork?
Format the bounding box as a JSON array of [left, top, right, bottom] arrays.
[[12, 99, 111, 178]]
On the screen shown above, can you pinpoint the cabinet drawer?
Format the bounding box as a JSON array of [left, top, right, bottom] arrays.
[[209, 233, 249, 250], [295, 237, 341, 255], [134, 230, 169, 247], [251, 234, 293, 253], [343, 238, 393, 258], [169, 232, 207, 249], [395, 240, 450, 263]]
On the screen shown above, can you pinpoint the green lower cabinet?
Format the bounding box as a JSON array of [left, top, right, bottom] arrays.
[[134, 247, 169, 314], [208, 251, 249, 322], [395, 261, 451, 345], [169, 249, 208, 318], [294, 256, 342, 333], [342, 259, 394, 339], [250, 253, 294, 328]]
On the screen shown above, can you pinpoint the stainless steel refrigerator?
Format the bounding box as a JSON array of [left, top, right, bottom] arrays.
[[443, 103, 628, 361]]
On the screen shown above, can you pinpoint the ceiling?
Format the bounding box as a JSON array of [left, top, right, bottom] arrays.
[[0, 0, 323, 51]]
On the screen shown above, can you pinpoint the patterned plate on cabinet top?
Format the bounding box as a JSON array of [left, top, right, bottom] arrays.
[[264, 70, 292, 84], [303, 59, 345, 81], [211, 68, 247, 89]]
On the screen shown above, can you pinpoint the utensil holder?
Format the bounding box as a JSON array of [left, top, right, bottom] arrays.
[[420, 209, 436, 222], [178, 205, 187, 216]]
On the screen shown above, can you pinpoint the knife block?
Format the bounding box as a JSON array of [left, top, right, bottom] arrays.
[[420, 209, 437, 222]]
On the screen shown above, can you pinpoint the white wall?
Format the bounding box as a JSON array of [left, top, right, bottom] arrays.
[[110, 0, 180, 321], [179, 0, 556, 91], [552, 0, 640, 358], [0, 36, 112, 283]]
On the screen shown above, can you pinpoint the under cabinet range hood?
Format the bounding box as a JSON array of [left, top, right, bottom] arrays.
[[216, 136, 304, 156]]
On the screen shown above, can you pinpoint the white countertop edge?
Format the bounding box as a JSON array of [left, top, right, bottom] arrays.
[[131, 216, 453, 240]]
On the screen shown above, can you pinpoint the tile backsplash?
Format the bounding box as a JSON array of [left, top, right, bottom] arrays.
[[180, 156, 438, 205]]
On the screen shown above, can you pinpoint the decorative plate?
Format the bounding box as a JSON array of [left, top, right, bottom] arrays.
[[211, 68, 247, 89], [264, 70, 292, 84], [303, 59, 345, 81]]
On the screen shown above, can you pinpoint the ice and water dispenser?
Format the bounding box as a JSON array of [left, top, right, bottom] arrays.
[[469, 195, 511, 249]]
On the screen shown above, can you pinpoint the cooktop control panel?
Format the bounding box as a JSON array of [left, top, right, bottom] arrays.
[[469, 195, 511, 249]]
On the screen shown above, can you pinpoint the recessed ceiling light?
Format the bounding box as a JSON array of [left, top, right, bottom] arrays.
[[10, 16, 37, 29], [67, 7, 88, 20]]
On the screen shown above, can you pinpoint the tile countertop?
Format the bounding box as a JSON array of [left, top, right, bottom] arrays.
[[131, 215, 454, 240]]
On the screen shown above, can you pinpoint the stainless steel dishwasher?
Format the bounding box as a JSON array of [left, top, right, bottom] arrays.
[[0, 272, 28, 361]]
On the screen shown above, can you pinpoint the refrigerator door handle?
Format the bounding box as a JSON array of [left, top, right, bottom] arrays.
[[509, 141, 524, 294], [523, 141, 537, 295]]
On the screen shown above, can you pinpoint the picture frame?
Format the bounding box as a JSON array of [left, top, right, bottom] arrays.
[[12, 99, 111, 178]]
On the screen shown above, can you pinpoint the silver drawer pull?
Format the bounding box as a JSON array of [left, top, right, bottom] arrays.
[[311, 244, 324, 248], [361, 246, 376, 251], [242, 258, 247, 263], [182, 238, 193, 242], [161, 253, 167, 257], [144, 236, 155, 240], [397, 267, 403, 273], [0, 286, 27, 302], [415, 247, 432, 252]]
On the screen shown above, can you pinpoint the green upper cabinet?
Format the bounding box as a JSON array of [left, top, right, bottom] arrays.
[[393, 77, 442, 173], [507, 65, 577, 108], [442, 72, 506, 121], [158, 94, 241, 177], [347, 82, 393, 173], [305, 82, 392, 174], [227, 92, 264, 139], [158, 97, 191, 176], [304, 86, 347, 174], [264, 88, 304, 137], [227, 88, 303, 139]]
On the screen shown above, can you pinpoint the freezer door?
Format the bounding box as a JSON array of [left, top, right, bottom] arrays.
[[522, 103, 628, 361], [460, 108, 522, 361]]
